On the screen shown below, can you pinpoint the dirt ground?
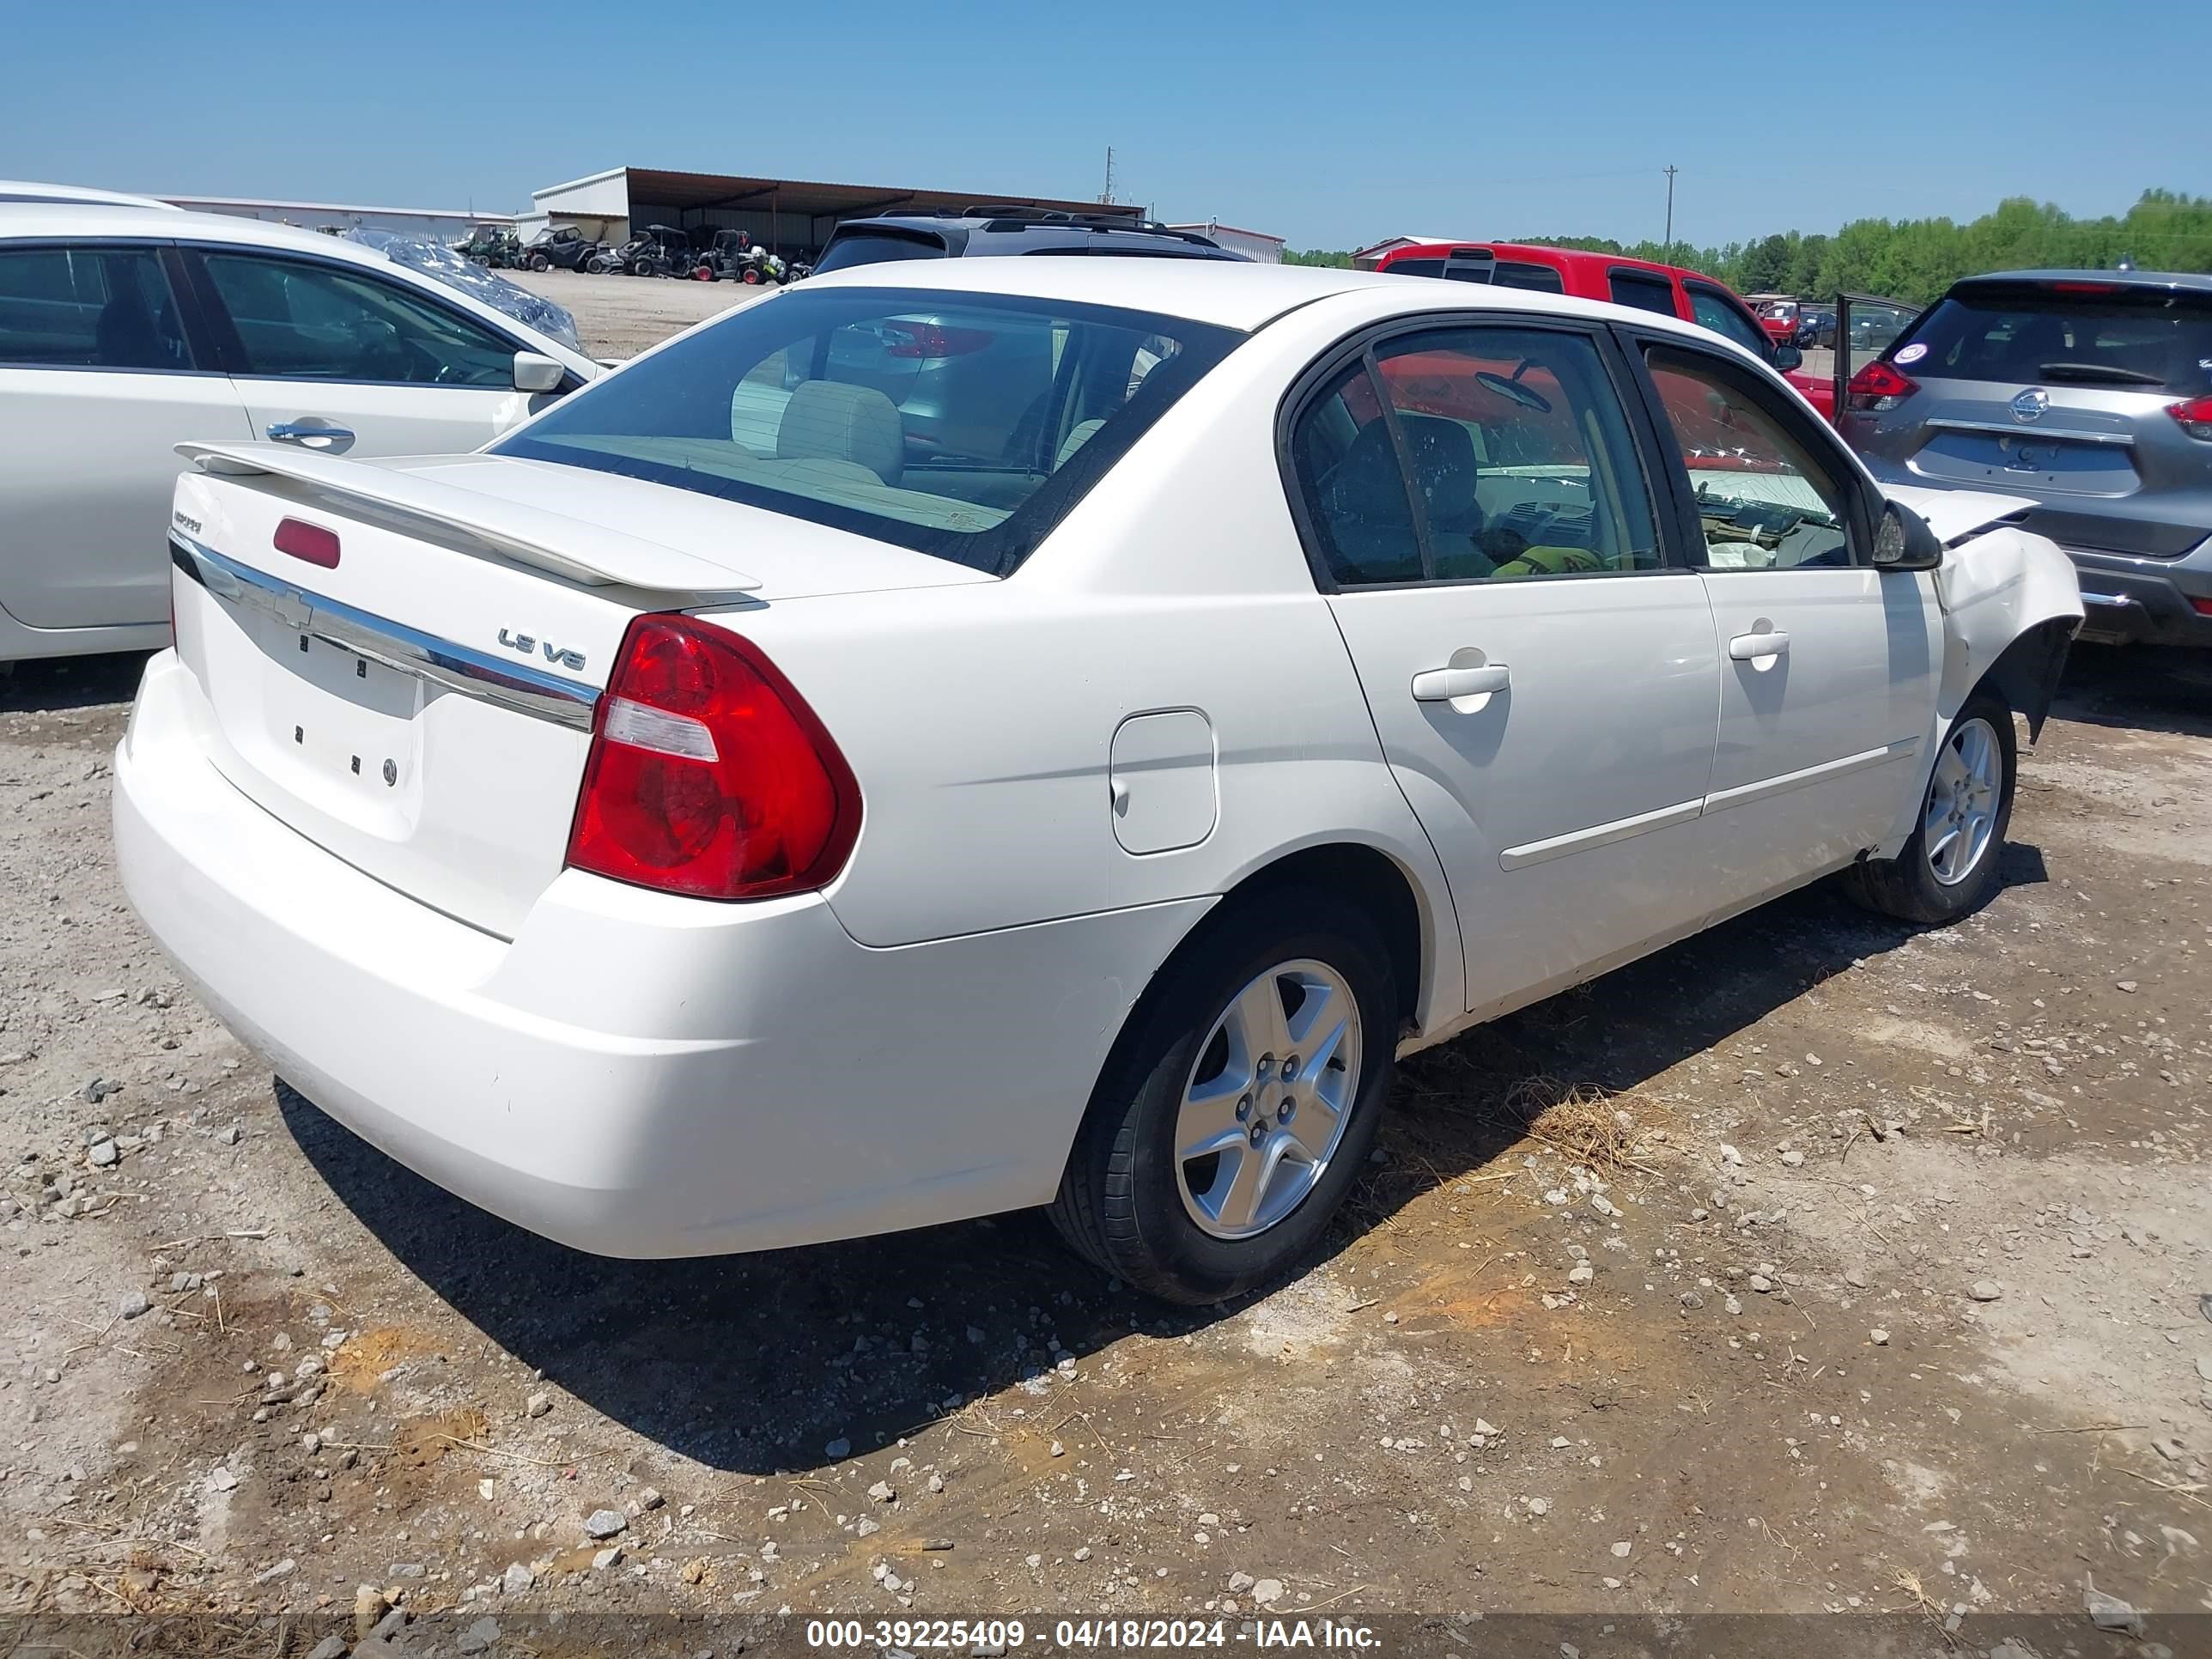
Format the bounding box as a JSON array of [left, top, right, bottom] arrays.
[[507, 267, 752, 359], [4, 276, 2210, 1654]]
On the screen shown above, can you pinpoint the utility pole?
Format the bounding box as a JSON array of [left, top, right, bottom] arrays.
[[1100, 147, 1115, 205], [1662, 165, 1678, 264]]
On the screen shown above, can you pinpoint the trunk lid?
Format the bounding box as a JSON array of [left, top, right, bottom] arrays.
[[165, 444, 981, 938]]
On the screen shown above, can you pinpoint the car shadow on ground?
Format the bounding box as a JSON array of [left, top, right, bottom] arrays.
[[2053, 642, 2212, 741], [0, 651, 151, 714], [279, 853, 2033, 1479]]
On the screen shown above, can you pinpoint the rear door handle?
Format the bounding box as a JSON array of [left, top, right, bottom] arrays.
[[1411, 662, 1510, 702], [267, 422, 356, 447], [1728, 629, 1790, 661]]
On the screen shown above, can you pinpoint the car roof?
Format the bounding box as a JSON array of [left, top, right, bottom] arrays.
[[1382, 239, 1733, 289], [0, 179, 179, 210], [1954, 268, 2212, 296], [0, 201, 417, 264], [793, 252, 1747, 347]]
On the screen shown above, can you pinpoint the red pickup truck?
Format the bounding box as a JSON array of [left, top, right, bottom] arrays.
[[1367, 241, 1836, 419]]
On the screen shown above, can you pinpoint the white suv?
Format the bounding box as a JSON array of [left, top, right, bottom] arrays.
[[0, 204, 599, 662], [116, 258, 2080, 1302]]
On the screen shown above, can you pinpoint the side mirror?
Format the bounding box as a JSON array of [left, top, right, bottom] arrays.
[[512, 350, 566, 394], [1873, 499, 1942, 571], [1770, 343, 1804, 374]]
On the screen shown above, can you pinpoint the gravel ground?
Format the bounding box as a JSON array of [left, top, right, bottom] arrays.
[[4, 276, 2210, 1654], [507, 267, 754, 359]]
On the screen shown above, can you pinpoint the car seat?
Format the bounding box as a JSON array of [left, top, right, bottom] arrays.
[[94, 289, 173, 370]]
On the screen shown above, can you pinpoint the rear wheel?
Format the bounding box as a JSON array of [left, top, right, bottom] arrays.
[[1845, 691, 2015, 925], [1048, 890, 1395, 1304]]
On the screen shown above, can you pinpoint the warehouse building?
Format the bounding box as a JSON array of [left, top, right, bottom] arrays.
[[161, 195, 514, 241], [522, 166, 1278, 264]]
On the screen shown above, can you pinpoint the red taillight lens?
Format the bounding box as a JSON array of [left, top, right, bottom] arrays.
[[2167, 396, 2212, 441], [273, 517, 340, 568], [883, 323, 995, 360], [2191, 595, 2212, 617], [1845, 360, 1919, 412], [565, 615, 860, 901]]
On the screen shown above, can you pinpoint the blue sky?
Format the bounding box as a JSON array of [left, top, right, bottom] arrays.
[[12, 0, 2204, 251]]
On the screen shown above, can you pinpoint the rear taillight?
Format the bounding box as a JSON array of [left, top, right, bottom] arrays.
[[1845, 360, 1918, 412], [2167, 396, 2212, 441], [565, 615, 860, 901], [274, 518, 341, 568], [2191, 595, 2212, 617], [883, 323, 995, 360]]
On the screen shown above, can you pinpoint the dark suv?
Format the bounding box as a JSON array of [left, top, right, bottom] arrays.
[[814, 208, 1242, 274], [1842, 270, 2212, 647]]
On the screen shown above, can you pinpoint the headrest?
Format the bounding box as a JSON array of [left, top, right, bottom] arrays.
[[1395, 412, 1479, 526], [778, 380, 902, 485]]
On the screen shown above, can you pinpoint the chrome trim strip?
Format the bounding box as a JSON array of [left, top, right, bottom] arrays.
[[169, 534, 599, 731], [1701, 738, 1919, 814], [1925, 416, 2134, 447], [2079, 590, 2134, 606], [1499, 797, 1703, 872]]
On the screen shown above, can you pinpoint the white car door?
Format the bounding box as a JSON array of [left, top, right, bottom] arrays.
[[1630, 337, 1942, 909], [0, 240, 252, 632], [189, 248, 552, 459], [1289, 320, 1723, 1019]]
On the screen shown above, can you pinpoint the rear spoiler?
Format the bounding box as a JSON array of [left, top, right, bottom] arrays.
[[177, 441, 760, 599]]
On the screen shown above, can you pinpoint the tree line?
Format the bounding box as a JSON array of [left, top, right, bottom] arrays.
[[1284, 190, 2212, 305]]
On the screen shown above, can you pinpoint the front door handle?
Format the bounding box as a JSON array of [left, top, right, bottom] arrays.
[[1728, 629, 1790, 661], [266, 422, 356, 447], [1411, 662, 1510, 702]]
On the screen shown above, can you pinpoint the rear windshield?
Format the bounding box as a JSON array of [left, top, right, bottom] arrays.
[[495, 286, 1240, 574], [1898, 284, 2212, 395], [813, 229, 949, 274]]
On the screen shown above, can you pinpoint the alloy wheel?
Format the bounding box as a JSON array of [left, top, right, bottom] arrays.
[[1174, 959, 1363, 1240], [1923, 716, 2002, 886]]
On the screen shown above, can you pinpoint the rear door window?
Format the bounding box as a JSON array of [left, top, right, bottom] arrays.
[[1493, 261, 1565, 294], [1289, 325, 1662, 586], [0, 245, 192, 370], [1608, 270, 1679, 316], [1896, 284, 2212, 395], [497, 286, 1238, 574]]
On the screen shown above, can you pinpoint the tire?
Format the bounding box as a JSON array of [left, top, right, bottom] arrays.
[[1845, 691, 2016, 926], [526, 253, 550, 272], [1048, 889, 1397, 1304], [741, 268, 762, 284]]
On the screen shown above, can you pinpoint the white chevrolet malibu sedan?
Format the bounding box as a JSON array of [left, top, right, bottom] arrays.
[[113, 259, 2081, 1302], [0, 204, 597, 662]]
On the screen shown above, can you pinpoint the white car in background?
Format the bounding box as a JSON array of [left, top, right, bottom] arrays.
[[115, 259, 2080, 1303], [0, 204, 599, 662]]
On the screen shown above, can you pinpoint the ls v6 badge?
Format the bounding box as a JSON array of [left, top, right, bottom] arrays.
[[498, 628, 586, 672]]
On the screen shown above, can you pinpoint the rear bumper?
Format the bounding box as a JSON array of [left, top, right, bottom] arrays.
[[115, 651, 1205, 1258], [2065, 544, 2212, 647]]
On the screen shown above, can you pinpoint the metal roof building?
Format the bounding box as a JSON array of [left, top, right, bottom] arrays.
[[521, 166, 1145, 262]]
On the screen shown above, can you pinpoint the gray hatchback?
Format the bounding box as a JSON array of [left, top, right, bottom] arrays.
[[1841, 270, 2212, 647]]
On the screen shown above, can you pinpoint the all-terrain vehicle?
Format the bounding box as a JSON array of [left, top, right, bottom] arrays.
[[454, 226, 522, 270], [520, 226, 603, 273], [613, 225, 696, 279], [696, 229, 786, 284]]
